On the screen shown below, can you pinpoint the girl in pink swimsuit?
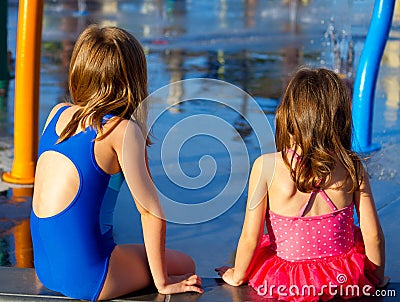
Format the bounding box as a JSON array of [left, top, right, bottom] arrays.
[[216, 67, 388, 301]]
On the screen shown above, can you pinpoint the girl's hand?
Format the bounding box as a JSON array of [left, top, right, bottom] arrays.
[[215, 266, 243, 286], [157, 273, 203, 295]]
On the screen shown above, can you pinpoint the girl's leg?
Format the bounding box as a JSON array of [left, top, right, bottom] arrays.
[[165, 246, 196, 276], [98, 244, 196, 300]]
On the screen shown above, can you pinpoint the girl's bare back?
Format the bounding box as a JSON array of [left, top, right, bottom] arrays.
[[266, 151, 354, 217]]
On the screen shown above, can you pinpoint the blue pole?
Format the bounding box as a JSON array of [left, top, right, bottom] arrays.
[[352, 0, 396, 153]]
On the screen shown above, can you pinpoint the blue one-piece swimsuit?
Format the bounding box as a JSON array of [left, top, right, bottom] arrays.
[[30, 106, 123, 301]]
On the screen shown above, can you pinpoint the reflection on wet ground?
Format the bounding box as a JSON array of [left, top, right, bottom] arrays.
[[0, 188, 32, 267], [0, 0, 400, 281]]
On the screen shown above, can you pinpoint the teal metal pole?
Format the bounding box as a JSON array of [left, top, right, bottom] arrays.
[[0, 0, 10, 94], [352, 0, 396, 152]]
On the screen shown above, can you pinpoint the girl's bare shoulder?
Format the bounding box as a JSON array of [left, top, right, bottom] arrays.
[[252, 152, 280, 184], [103, 117, 139, 133], [255, 152, 281, 166], [103, 117, 144, 145]]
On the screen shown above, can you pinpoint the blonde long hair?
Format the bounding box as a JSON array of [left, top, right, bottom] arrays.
[[58, 25, 150, 144], [275, 67, 363, 193]]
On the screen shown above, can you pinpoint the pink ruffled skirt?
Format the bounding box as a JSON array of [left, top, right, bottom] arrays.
[[247, 228, 379, 301]]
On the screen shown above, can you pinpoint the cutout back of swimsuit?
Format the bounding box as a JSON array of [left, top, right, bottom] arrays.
[[33, 151, 80, 218], [33, 106, 110, 217]]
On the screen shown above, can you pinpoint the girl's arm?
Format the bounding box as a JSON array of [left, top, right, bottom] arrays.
[[113, 120, 202, 294], [216, 155, 270, 286], [355, 170, 386, 285]]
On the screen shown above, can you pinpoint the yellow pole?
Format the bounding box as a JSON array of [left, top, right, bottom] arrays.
[[12, 187, 34, 268], [14, 219, 33, 268], [2, 0, 43, 184]]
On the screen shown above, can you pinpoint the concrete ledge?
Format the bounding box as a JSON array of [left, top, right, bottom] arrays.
[[0, 267, 398, 301]]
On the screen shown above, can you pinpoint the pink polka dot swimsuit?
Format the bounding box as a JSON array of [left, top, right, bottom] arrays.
[[270, 190, 355, 261], [247, 151, 379, 302]]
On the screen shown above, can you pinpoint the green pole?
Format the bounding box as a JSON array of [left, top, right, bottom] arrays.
[[0, 0, 10, 95]]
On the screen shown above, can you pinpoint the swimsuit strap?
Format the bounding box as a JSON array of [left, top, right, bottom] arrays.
[[298, 189, 338, 217], [318, 189, 338, 211], [286, 148, 301, 162], [43, 105, 70, 135], [102, 114, 115, 125], [286, 148, 338, 216]]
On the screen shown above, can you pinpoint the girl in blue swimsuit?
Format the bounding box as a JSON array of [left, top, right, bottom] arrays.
[[30, 25, 203, 301]]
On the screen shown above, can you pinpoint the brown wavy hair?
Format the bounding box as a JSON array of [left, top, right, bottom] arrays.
[[275, 67, 363, 193], [58, 25, 150, 144]]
